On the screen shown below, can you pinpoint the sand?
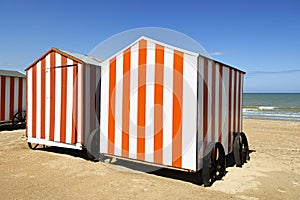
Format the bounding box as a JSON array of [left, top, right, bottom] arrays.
[[0, 119, 299, 199]]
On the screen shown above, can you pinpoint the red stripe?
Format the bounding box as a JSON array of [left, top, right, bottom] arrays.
[[40, 58, 46, 139], [108, 57, 116, 154], [218, 65, 223, 143], [172, 50, 183, 168], [211, 62, 216, 142], [137, 39, 147, 160], [72, 61, 78, 144], [9, 77, 14, 119], [122, 48, 131, 157], [228, 68, 232, 152], [18, 78, 23, 113], [49, 52, 56, 141], [154, 44, 164, 164], [203, 58, 209, 151], [32, 66, 37, 138], [233, 70, 237, 133], [60, 56, 67, 143], [238, 73, 242, 131], [0, 77, 5, 121]]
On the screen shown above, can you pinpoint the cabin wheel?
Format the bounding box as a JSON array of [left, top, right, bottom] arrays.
[[12, 111, 26, 126], [27, 142, 39, 150], [85, 128, 100, 161], [233, 132, 250, 167], [202, 142, 226, 187]]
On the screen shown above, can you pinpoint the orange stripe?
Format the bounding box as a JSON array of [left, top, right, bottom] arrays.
[[154, 44, 164, 164], [49, 52, 56, 141], [218, 65, 223, 143], [72, 61, 78, 144], [211, 62, 216, 142], [203, 58, 209, 152], [40, 58, 46, 139], [108, 57, 116, 154], [122, 48, 131, 157], [32, 66, 37, 138], [137, 39, 147, 160], [18, 78, 23, 113], [60, 56, 67, 143], [9, 77, 14, 119], [172, 50, 183, 168], [228, 68, 232, 152], [0, 76, 4, 121]]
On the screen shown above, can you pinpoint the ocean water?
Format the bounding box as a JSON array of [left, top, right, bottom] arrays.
[[243, 93, 300, 122]]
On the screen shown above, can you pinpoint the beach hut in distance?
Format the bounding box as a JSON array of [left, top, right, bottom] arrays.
[[0, 69, 26, 126], [26, 36, 250, 187]]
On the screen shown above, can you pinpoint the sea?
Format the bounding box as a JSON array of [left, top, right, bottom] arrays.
[[243, 93, 300, 122]]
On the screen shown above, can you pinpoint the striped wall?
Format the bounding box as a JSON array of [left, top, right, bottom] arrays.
[[100, 39, 199, 171], [26, 50, 101, 147], [197, 56, 244, 170], [0, 75, 26, 121]]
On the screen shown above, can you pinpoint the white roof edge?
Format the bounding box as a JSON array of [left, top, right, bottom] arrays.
[[104, 35, 200, 62]]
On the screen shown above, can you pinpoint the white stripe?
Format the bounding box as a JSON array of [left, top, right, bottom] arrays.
[[36, 62, 41, 139], [100, 61, 109, 153], [129, 43, 139, 159], [181, 53, 197, 171], [215, 63, 220, 143], [114, 54, 123, 156], [222, 67, 229, 154], [45, 55, 51, 140], [22, 79, 26, 111], [230, 70, 235, 152], [207, 60, 212, 143], [197, 57, 204, 170], [4, 77, 10, 120], [65, 58, 74, 144], [27, 71, 32, 138], [145, 41, 155, 163], [14, 78, 19, 114], [84, 66, 90, 141], [77, 63, 83, 143], [54, 53, 62, 142], [162, 47, 173, 165]]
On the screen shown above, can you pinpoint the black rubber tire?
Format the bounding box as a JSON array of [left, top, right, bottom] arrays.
[[85, 128, 100, 161], [202, 142, 226, 187], [234, 132, 250, 167], [12, 111, 26, 127]]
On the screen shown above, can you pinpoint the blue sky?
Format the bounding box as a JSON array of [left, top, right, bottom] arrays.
[[0, 0, 299, 92]]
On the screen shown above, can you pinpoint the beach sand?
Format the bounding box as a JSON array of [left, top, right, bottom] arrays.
[[0, 119, 299, 199]]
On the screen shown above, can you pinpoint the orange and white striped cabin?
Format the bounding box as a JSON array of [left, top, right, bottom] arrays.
[[100, 37, 245, 171], [26, 48, 101, 149], [0, 69, 26, 122]]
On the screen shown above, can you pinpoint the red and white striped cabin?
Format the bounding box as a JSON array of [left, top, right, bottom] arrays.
[[0, 69, 26, 123]]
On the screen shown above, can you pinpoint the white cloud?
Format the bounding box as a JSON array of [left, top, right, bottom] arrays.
[[209, 51, 223, 56]]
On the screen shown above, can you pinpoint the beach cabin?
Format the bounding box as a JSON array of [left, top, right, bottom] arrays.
[[0, 69, 26, 126], [26, 37, 249, 186], [25, 48, 101, 150]]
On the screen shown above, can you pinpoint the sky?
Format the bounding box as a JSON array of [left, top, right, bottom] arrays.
[[0, 0, 299, 93]]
